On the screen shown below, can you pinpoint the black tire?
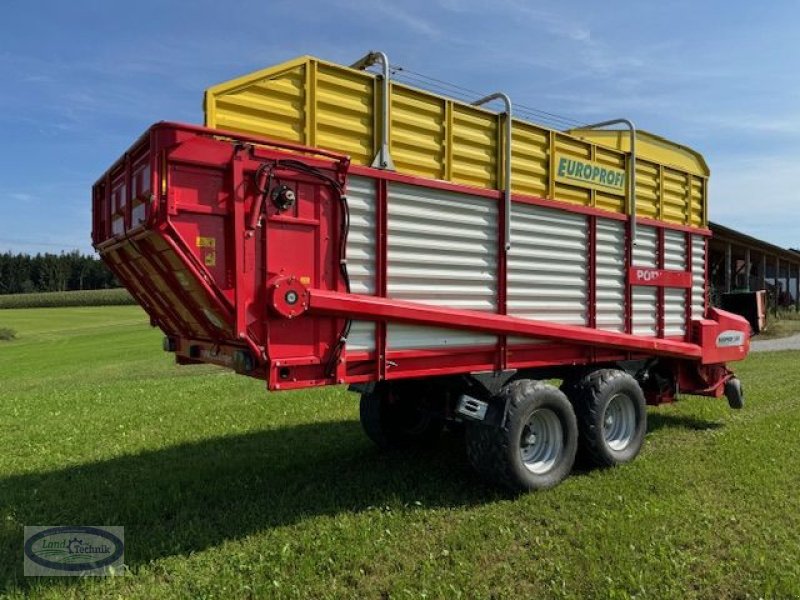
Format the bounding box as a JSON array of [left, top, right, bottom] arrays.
[[570, 369, 647, 468], [359, 383, 444, 449], [724, 377, 744, 410], [465, 380, 578, 492]]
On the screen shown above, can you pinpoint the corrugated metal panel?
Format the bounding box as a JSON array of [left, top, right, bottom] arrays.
[[663, 229, 686, 270], [691, 235, 706, 319], [690, 176, 704, 227], [451, 104, 498, 190], [315, 63, 375, 165], [345, 176, 377, 352], [510, 121, 549, 197], [664, 288, 686, 336], [209, 61, 307, 144], [635, 161, 659, 221], [596, 218, 626, 332], [632, 225, 657, 336], [664, 229, 687, 336], [386, 182, 497, 350], [663, 168, 689, 225], [569, 129, 709, 177], [205, 55, 709, 228], [633, 225, 658, 268], [508, 204, 588, 345], [632, 287, 657, 337], [390, 84, 446, 180]]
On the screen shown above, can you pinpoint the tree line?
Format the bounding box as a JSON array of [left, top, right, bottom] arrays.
[[0, 251, 118, 295]]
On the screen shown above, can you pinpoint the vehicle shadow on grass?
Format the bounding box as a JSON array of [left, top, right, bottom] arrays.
[[0, 421, 501, 592], [647, 412, 724, 433]]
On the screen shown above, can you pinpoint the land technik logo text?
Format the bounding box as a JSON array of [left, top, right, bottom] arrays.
[[24, 526, 124, 576]]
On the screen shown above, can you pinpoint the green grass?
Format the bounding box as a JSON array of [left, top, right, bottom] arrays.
[[0, 288, 134, 309], [1, 307, 800, 598], [758, 309, 800, 339]]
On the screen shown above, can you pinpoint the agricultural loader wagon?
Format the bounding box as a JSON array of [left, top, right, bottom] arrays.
[[92, 52, 749, 491]]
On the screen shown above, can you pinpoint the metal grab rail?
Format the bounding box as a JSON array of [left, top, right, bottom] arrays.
[[573, 119, 637, 245], [472, 93, 513, 251], [350, 51, 395, 170]]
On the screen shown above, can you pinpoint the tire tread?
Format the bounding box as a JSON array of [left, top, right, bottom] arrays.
[[571, 369, 646, 467]]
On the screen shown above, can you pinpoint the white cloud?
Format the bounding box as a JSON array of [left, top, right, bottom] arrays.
[[332, 0, 440, 37]]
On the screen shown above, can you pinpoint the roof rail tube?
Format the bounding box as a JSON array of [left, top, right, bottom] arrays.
[[574, 119, 637, 245], [350, 51, 395, 170], [472, 93, 513, 251]]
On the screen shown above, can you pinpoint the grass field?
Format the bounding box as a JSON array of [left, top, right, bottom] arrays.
[[759, 311, 800, 339], [0, 288, 134, 309], [1, 307, 799, 598]]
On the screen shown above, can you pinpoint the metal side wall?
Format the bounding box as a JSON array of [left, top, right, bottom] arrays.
[[385, 182, 498, 350], [508, 204, 588, 344], [595, 218, 626, 332], [345, 175, 377, 352], [632, 225, 658, 336], [691, 235, 707, 319], [664, 229, 688, 336]]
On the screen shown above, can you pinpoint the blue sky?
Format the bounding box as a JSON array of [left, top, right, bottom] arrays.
[[2, 0, 799, 254]]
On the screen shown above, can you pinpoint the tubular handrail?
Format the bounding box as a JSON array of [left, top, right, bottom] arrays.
[[350, 51, 395, 170], [573, 119, 637, 245], [472, 93, 513, 251]]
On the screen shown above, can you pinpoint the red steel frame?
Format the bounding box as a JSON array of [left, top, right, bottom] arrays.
[[92, 122, 749, 399]]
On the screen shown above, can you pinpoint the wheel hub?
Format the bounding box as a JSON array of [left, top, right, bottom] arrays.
[[603, 393, 637, 452], [520, 408, 564, 475]]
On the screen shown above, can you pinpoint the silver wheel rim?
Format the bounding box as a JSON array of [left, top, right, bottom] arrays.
[[603, 393, 637, 452], [520, 408, 564, 474]]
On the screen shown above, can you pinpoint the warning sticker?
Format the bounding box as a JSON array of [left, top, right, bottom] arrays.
[[197, 237, 217, 268]]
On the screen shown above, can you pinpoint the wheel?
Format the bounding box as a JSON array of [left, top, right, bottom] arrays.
[[359, 383, 444, 449], [724, 377, 744, 410], [570, 369, 647, 468], [465, 380, 578, 492]]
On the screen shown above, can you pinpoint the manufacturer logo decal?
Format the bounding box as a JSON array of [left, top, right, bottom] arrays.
[[716, 330, 745, 348], [554, 152, 627, 194]]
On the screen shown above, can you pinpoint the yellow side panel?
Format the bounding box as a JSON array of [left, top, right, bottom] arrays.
[[510, 121, 549, 197], [210, 63, 306, 144], [389, 84, 446, 180], [451, 105, 497, 189], [553, 134, 591, 206], [203, 56, 709, 229], [315, 63, 374, 165], [568, 128, 709, 177], [663, 168, 690, 225], [635, 161, 659, 220], [690, 176, 705, 227]]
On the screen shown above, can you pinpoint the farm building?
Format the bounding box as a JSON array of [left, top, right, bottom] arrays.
[[709, 222, 800, 312]]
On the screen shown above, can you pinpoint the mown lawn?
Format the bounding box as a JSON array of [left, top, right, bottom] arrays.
[[0, 306, 799, 599], [759, 312, 800, 339]]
